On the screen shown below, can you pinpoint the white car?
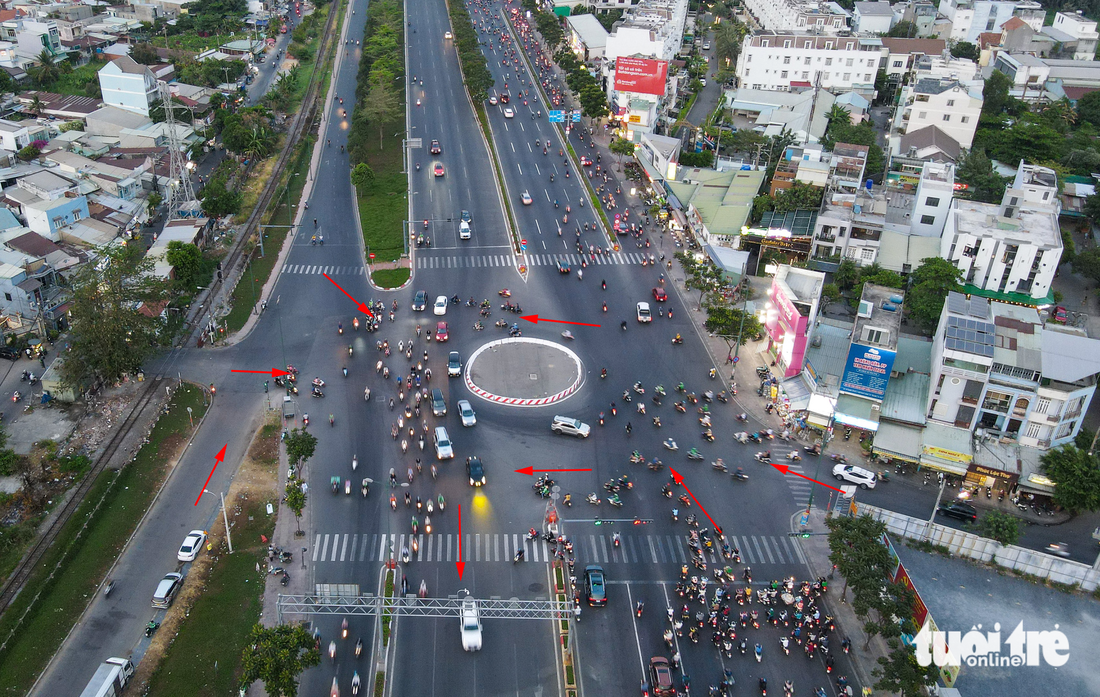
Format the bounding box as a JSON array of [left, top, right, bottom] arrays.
[[460, 596, 482, 651], [434, 426, 454, 460], [503, 107, 514, 118], [434, 296, 448, 316], [703, 41, 711, 50], [636, 302, 652, 323], [444, 30, 453, 39], [832, 464, 878, 489], [459, 221, 471, 240], [700, 78, 708, 87], [458, 399, 477, 427], [177, 530, 207, 562]]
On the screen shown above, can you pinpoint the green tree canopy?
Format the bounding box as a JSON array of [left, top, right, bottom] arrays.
[[703, 304, 762, 350], [30, 49, 61, 87], [1076, 89, 1100, 128], [977, 510, 1021, 545], [350, 163, 375, 191], [950, 41, 979, 61], [285, 428, 318, 473], [200, 179, 241, 218], [886, 21, 916, 37], [955, 148, 1011, 204], [773, 182, 823, 213], [1072, 245, 1100, 284], [285, 479, 306, 534], [359, 81, 401, 152], [851, 266, 904, 308], [60, 245, 170, 389], [825, 514, 892, 610], [130, 42, 160, 65], [833, 258, 860, 290], [874, 636, 941, 696], [609, 137, 636, 168], [239, 623, 319, 697], [1040, 445, 1100, 513], [906, 257, 963, 330], [166, 241, 203, 291]]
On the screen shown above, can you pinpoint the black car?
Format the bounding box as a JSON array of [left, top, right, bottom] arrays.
[[0, 347, 18, 361], [584, 565, 606, 606], [430, 139, 441, 154], [460, 209, 472, 223], [937, 502, 978, 522], [466, 456, 485, 486], [412, 290, 427, 312]]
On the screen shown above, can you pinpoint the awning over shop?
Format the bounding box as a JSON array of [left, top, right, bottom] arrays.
[[833, 394, 880, 432], [873, 421, 922, 464], [806, 393, 835, 428], [670, 209, 688, 231], [779, 376, 812, 411], [919, 421, 972, 475]]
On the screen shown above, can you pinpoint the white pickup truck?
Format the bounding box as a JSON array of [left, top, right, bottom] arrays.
[[79, 657, 134, 697]]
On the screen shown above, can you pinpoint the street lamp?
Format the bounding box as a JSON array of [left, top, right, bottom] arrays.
[[201, 488, 234, 553]]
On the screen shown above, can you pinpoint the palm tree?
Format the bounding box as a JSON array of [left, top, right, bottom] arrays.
[[1043, 97, 1076, 130], [29, 94, 44, 117], [826, 103, 852, 127], [31, 49, 59, 87]]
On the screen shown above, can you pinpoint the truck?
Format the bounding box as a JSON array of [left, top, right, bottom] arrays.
[[79, 657, 134, 697]]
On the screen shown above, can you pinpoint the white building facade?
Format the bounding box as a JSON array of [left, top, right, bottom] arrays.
[[892, 77, 982, 153], [936, 0, 1044, 42], [736, 32, 883, 96], [1052, 11, 1099, 61], [741, 0, 849, 33], [97, 55, 159, 116]]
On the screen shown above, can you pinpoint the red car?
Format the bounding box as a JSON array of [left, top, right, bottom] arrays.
[[436, 321, 449, 342], [652, 288, 667, 302], [1053, 306, 1068, 323], [433, 163, 445, 177]]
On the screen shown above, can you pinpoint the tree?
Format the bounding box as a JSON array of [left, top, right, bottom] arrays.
[[350, 163, 375, 191], [285, 478, 306, 534], [951, 41, 980, 61], [1076, 89, 1100, 128], [825, 514, 891, 609], [166, 241, 203, 291], [239, 623, 320, 697], [886, 20, 916, 38], [146, 191, 162, 216], [130, 42, 160, 65], [360, 81, 401, 151], [16, 145, 40, 161], [703, 303, 763, 352], [773, 182, 823, 213], [1072, 246, 1100, 284], [955, 148, 1010, 204], [906, 257, 963, 330], [825, 103, 851, 128], [990, 121, 1066, 164], [30, 50, 60, 87], [29, 94, 44, 117], [874, 637, 941, 696], [982, 69, 1014, 117], [833, 258, 860, 290], [609, 137, 636, 170], [851, 267, 904, 308], [60, 245, 169, 389], [713, 18, 747, 74], [1082, 196, 1100, 228], [200, 178, 241, 218], [977, 510, 1021, 545], [821, 283, 841, 305], [1040, 445, 1100, 513], [59, 120, 83, 133], [284, 428, 318, 474]]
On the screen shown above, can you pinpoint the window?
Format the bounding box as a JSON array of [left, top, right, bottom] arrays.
[[805, 57, 812, 65], [860, 247, 875, 262], [919, 111, 927, 119], [838, 227, 846, 237], [893, 60, 903, 68], [1025, 422, 1042, 439], [846, 58, 853, 67], [744, 70, 751, 77], [942, 114, 950, 122], [926, 197, 940, 207], [947, 99, 955, 107], [961, 116, 970, 123], [825, 57, 833, 66], [843, 73, 850, 81], [802, 72, 809, 79], [825, 41, 833, 49], [1035, 397, 1050, 414], [781, 71, 788, 78], [1056, 421, 1075, 439], [865, 74, 872, 82], [746, 55, 752, 63], [783, 40, 791, 48], [783, 55, 790, 64], [824, 72, 830, 80], [3, 292, 9, 302], [862, 326, 886, 344], [920, 214, 936, 225], [762, 40, 769, 47], [847, 42, 854, 50]]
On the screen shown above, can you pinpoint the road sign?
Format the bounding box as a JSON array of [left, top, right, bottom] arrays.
[[571, 112, 581, 122], [799, 512, 809, 527], [521, 239, 527, 245], [369, 253, 375, 259], [549, 110, 565, 123]]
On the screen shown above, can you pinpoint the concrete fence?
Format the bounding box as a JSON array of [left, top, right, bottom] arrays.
[[856, 503, 1100, 592]]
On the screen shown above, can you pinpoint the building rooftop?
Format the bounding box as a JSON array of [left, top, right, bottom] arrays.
[[951, 198, 1060, 248], [879, 37, 947, 55], [853, 1, 894, 15], [803, 318, 854, 395], [853, 283, 904, 351], [991, 303, 1043, 371], [1040, 327, 1100, 383], [566, 13, 609, 48], [665, 167, 765, 238]]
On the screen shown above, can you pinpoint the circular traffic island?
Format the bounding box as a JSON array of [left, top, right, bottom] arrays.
[[464, 338, 583, 407]]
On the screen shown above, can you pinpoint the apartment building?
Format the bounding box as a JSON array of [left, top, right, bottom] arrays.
[[1051, 11, 1099, 61], [851, 1, 895, 34], [940, 164, 1061, 303], [97, 55, 159, 117], [891, 77, 982, 155], [736, 32, 883, 97], [926, 292, 1100, 449], [741, 0, 849, 33], [936, 0, 1043, 42]]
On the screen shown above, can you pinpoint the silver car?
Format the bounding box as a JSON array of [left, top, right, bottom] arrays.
[[458, 399, 477, 427]]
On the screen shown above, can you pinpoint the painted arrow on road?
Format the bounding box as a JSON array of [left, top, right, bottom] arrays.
[[230, 368, 292, 377], [324, 273, 376, 317], [194, 444, 228, 506], [770, 463, 845, 492], [515, 466, 592, 475], [520, 314, 601, 327]]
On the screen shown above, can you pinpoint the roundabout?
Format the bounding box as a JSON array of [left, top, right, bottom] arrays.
[[463, 337, 584, 407]]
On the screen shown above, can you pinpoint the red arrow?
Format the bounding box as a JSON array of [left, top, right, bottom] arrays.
[[770, 463, 845, 492], [230, 368, 291, 377], [520, 314, 601, 327], [323, 273, 376, 317], [194, 444, 228, 506], [669, 467, 723, 533], [456, 504, 465, 580], [515, 466, 592, 475]]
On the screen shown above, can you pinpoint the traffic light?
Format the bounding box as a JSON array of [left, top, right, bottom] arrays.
[[594, 518, 613, 526], [788, 531, 813, 538], [632, 518, 652, 525]]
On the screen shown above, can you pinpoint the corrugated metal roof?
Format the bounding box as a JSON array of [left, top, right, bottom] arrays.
[[1040, 329, 1100, 383]]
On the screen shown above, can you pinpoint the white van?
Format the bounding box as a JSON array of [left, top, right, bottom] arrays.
[[434, 426, 454, 460], [459, 221, 472, 240]]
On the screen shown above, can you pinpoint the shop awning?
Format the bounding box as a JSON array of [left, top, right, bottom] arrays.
[[872, 421, 922, 464], [806, 393, 834, 428], [919, 422, 972, 475], [833, 394, 880, 432], [670, 209, 688, 230], [779, 376, 812, 411]]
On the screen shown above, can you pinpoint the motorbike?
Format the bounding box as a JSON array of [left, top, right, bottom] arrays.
[[361, 479, 370, 497], [586, 493, 600, 505], [345, 479, 351, 495], [663, 438, 678, 451], [733, 469, 749, 482], [686, 448, 703, 461], [712, 460, 728, 473], [145, 620, 159, 637], [754, 452, 771, 463], [755, 643, 763, 663]]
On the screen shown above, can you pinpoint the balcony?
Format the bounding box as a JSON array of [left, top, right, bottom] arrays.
[[961, 396, 978, 405], [815, 232, 836, 243]]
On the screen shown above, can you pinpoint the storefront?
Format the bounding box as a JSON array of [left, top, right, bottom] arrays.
[[965, 463, 1019, 492], [919, 422, 972, 476], [872, 421, 923, 465], [806, 393, 835, 431], [832, 393, 880, 434]]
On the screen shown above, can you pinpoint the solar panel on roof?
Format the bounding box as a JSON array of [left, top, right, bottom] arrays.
[[947, 294, 967, 315]]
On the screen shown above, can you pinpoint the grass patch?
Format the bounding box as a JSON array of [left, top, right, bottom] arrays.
[[143, 503, 274, 697], [52, 61, 108, 97], [376, 671, 385, 694], [0, 520, 41, 585], [354, 126, 407, 262], [225, 134, 315, 333], [382, 569, 395, 646], [370, 267, 409, 288], [0, 384, 208, 697], [565, 664, 574, 685]]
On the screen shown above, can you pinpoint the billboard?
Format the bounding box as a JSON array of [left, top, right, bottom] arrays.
[[614, 57, 668, 96], [839, 343, 895, 400]]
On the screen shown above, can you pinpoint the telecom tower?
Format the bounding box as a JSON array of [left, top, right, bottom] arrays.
[[159, 84, 200, 219]]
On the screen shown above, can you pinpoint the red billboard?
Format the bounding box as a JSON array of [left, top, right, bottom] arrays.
[[614, 57, 668, 96]]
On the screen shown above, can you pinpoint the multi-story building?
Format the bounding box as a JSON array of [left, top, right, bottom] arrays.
[[851, 1, 896, 34], [899, 0, 939, 37], [1051, 11, 1099, 61], [937, 0, 1043, 42], [97, 55, 160, 116], [763, 265, 825, 379], [926, 291, 1100, 449], [741, 0, 849, 34], [833, 283, 905, 435], [891, 77, 982, 154], [879, 38, 947, 80], [736, 32, 883, 97], [941, 164, 1061, 304]]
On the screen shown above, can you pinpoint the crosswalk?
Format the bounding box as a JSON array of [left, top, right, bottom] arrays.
[[782, 462, 816, 503], [283, 264, 366, 276], [311, 532, 806, 567], [414, 251, 651, 270]]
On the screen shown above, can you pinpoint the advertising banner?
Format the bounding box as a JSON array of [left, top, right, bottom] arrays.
[[614, 57, 669, 96], [839, 343, 895, 400]]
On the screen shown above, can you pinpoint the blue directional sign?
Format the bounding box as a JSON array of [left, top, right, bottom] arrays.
[[571, 111, 581, 122], [549, 110, 565, 123]]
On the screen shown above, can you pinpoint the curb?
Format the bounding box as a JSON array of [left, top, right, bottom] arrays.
[[462, 337, 584, 407]]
